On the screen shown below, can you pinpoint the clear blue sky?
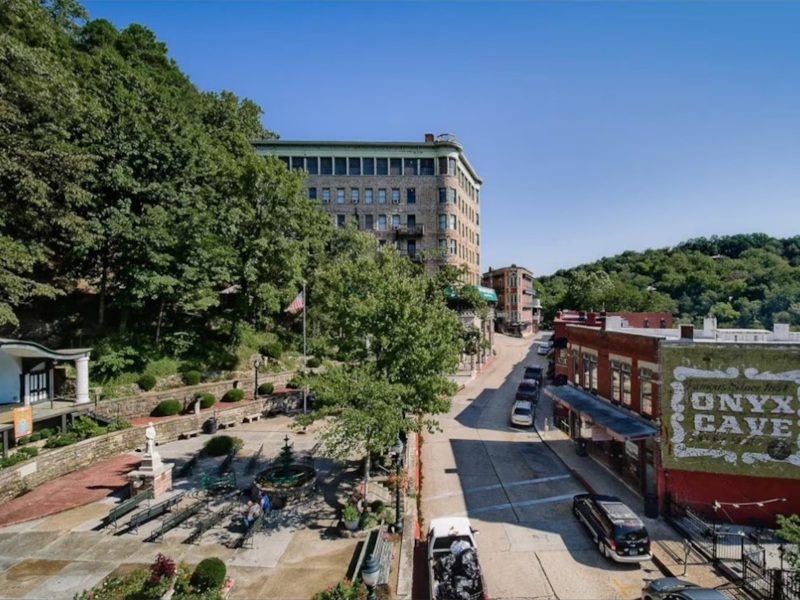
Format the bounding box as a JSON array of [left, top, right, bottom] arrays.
[[83, 1, 800, 276]]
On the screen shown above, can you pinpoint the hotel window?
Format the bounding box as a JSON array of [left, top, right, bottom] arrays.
[[640, 368, 654, 416], [365, 214, 374, 230], [392, 214, 400, 229], [420, 158, 434, 176], [335, 157, 347, 175], [306, 157, 319, 174], [378, 189, 387, 204], [378, 215, 387, 230], [438, 214, 447, 230], [336, 188, 345, 204], [407, 214, 416, 228], [351, 189, 360, 203], [308, 188, 317, 200], [321, 188, 331, 203], [337, 215, 345, 228], [449, 215, 456, 230], [365, 189, 374, 204], [439, 238, 447, 257], [450, 239, 457, 255], [439, 188, 447, 203], [376, 158, 388, 175], [449, 189, 456, 204], [404, 158, 418, 175], [391, 188, 400, 204], [389, 158, 402, 175], [348, 157, 361, 175], [448, 157, 456, 175], [363, 157, 375, 175], [407, 188, 416, 204], [291, 157, 305, 171], [320, 157, 333, 175]]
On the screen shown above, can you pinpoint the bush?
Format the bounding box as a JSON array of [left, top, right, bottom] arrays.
[[286, 376, 302, 389], [138, 373, 157, 391], [107, 420, 131, 432], [44, 433, 78, 448], [307, 357, 322, 368], [203, 435, 243, 457], [152, 399, 182, 417], [221, 388, 244, 403], [196, 392, 216, 409], [370, 500, 385, 514], [70, 416, 103, 440], [258, 382, 274, 395], [260, 342, 283, 361], [312, 579, 367, 600], [190, 557, 226, 592], [183, 370, 202, 386]]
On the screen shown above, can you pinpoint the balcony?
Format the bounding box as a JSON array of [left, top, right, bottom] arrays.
[[394, 225, 425, 238]]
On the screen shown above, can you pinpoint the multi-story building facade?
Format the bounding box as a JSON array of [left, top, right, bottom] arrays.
[[482, 265, 541, 337], [545, 314, 800, 525], [252, 133, 483, 285]]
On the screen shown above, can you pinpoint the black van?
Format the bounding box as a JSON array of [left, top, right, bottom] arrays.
[[572, 494, 652, 563]]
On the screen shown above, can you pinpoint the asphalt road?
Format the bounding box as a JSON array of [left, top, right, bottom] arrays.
[[421, 332, 661, 600]]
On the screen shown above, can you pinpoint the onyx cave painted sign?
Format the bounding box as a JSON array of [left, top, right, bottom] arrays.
[[661, 344, 800, 479]]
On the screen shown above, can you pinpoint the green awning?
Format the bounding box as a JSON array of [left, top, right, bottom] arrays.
[[443, 285, 498, 303]]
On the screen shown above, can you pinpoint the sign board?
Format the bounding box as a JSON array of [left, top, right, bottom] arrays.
[[13, 406, 33, 440], [661, 344, 800, 479]]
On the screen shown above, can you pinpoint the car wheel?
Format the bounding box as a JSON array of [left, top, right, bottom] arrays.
[[598, 540, 606, 557]]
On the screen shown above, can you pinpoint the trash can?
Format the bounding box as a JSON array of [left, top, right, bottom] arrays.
[[574, 438, 588, 457], [204, 416, 218, 434], [644, 493, 659, 519]]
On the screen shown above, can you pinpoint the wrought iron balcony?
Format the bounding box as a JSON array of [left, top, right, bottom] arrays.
[[393, 225, 425, 238]]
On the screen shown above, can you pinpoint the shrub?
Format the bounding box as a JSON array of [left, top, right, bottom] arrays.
[[138, 373, 157, 391], [203, 435, 243, 457], [307, 357, 322, 368], [342, 504, 359, 523], [70, 415, 103, 439], [196, 392, 216, 409], [107, 420, 131, 432], [260, 342, 283, 361], [221, 388, 244, 403], [312, 579, 367, 600], [286, 375, 302, 389], [44, 433, 78, 448], [152, 399, 182, 417], [370, 500, 385, 514], [147, 553, 177, 589], [190, 557, 226, 592], [183, 370, 202, 386], [360, 511, 380, 530], [258, 382, 274, 395]]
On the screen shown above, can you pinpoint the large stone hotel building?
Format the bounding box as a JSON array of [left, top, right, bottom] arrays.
[[252, 133, 483, 284]]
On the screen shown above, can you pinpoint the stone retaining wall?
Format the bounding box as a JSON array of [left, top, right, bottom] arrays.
[[0, 391, 304, 506]]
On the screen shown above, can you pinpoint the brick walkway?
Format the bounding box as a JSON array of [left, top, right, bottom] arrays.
[[0, 453, 140, 528]]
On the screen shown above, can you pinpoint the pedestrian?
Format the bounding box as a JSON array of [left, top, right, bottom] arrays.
[[242, 500, 262, 530], [260, 491, 270, 514]]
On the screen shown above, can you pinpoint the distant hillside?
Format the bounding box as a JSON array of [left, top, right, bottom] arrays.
[[537, 233, 800, 329]]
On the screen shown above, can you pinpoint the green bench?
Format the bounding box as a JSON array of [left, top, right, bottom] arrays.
[[128, 492, 185, 534], [105, 488, 153, 530], [151, 500, 205, 542], [237, 510, 265, 549], [201, 470, 236, 494]]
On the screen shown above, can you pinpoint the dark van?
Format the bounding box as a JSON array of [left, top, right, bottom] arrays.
[[523, 364, 544, 383], [572, 494, 652, 563], [515, 379, 540, 403]]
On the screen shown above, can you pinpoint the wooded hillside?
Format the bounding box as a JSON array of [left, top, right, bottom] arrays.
[[537, 233, 800, 329]]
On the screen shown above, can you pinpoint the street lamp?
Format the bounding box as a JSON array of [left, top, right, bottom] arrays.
[[252, 356, 262, 400], [391, 436, 405, 533], [361, 554, 380, 600]]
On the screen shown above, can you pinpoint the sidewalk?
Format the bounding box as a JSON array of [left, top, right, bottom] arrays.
[[534, 385, 735, 591]]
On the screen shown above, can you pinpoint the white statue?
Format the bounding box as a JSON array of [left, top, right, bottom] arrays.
[[145, 422, 156, 456]]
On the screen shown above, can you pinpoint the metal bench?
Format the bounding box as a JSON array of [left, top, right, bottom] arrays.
[[246, 444, 264, 475], [186, 509, 225, 544], [128, 492, 185, 534], [201, 471, 237, 494], [104, 488, 153, 530], [151, 500, 205, 542], [237, 510, 265, 549]]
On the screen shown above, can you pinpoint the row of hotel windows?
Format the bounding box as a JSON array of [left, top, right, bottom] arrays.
[[570, 352, 655, 417]]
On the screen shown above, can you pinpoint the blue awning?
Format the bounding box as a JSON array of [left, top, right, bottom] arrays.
[[543, 385, 657, 441]]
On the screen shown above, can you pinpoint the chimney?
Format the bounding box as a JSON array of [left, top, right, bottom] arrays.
[[680, 325, 694, 340], [424, 133, 434, 143]]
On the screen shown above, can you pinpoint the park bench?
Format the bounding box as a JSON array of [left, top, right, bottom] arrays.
[[243, 413, 261, 423], [104, 488, 153, 530], [186, 509, 225, 544], [151, 500, 205, 542], [201, 470, 237, 494], [246, 444, 264, 475], [217, 418, 238, 430], [237, 509, 265, 549], [128, 492, 185, 534], [179, 429, 201, 440]]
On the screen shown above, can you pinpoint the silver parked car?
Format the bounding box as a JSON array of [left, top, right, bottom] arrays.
[[642, 578, 731, 600]]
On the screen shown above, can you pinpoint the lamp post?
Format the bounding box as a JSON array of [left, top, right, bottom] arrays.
[[252, 357, 262, 400], [361, 554, 380, 600], [391, 436, 405, 534]]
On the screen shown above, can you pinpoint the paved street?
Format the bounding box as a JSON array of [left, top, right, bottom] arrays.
[[422, 333, 663, 600]]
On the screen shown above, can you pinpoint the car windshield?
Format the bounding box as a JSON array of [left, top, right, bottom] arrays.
[[513, 406, 532, 416], [613, 522, 648, 541], [519, 383, 538, 392]]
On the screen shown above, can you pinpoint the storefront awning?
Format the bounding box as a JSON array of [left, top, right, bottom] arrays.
[[543, 385, 657, 441]]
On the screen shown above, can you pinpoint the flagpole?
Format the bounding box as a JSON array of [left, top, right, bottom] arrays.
[[303, 282, 307, 413]]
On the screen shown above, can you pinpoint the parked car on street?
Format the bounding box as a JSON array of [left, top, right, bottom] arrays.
[[523, 364, 544, 384], [641, 577, 731, 600], [510, 400, 534, 427], [572, 493, 652, 563], [515, 379, 540, 403], [537, 342, 550, 356]]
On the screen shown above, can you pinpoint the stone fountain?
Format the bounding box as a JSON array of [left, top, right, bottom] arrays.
[[251, 435, 317, 507]]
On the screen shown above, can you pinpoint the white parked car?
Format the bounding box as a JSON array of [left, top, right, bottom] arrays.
[[510, 400, 534, 427], [537, 342, 550, 355]]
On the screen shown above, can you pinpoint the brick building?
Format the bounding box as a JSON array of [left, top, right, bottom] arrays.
[[481, 265, 541, 337], [545, 314, 800, 525], [252, 133, 483, 285]]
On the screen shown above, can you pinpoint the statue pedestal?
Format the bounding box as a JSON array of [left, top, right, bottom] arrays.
[[128, 454, 173, 499]]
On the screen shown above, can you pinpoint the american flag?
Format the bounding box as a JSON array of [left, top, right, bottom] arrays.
[[285, 291, 305, 314]]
